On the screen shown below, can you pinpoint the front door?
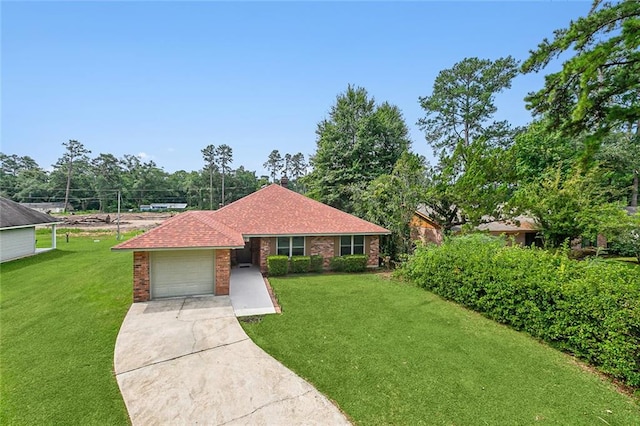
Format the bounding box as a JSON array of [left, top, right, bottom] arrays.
[[237, 242, 252, 264]]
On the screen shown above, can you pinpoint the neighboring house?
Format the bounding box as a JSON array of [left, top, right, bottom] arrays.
[[410, 205, 541, 247], [20, 202, 69, 214], [410, 209, 443, 246], [475, 216, 541, 247], [113, 184, 390, 302], [1, 197, 60, 263], [139, 203, 188, 211]]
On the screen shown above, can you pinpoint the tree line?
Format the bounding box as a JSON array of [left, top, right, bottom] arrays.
[[0, 142, 307, 212], [1, 0, 638, 259]]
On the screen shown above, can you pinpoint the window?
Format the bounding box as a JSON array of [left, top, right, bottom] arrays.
[[277, 236, 305, 257], [340, 235, 365, 256]]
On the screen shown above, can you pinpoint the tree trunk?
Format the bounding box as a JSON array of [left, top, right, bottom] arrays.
[[631, 171, 638, 207], [209, 168, 213, 210], [633, 120, 639, 207], [221, 170, 225, 207], [64, 159, 73, 212]]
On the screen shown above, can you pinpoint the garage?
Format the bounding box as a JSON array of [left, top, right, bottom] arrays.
[[0, 227, 35, 263], [150, 250, 215, 299]]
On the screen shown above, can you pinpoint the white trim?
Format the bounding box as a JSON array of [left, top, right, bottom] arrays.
[[243, 232, 389, 237], [0, 222, 61, 231]]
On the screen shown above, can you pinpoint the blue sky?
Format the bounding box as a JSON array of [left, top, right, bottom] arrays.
[[2, 1, 591, 176]]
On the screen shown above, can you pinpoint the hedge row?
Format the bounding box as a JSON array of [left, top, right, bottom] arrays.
[[266, 254, 368, 275], [329, 255, 368, 272], [399, 234, 640, 388]]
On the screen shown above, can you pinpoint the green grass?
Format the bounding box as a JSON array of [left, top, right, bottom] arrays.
[[1, 233, 133, 425], [242, 274, 640, 425], [606, 256, 639, 267]]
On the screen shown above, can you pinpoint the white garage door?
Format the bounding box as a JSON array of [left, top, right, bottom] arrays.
[[150, 250, 215, 299]]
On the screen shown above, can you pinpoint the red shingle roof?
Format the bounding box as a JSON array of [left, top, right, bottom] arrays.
[[113, 184, 390, 250], [213, 184, 390, 236], [112, 211, 245, 250]]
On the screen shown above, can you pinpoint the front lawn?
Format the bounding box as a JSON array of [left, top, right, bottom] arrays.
[[0, 233, 132, 425], [242, 274, 640, 425]]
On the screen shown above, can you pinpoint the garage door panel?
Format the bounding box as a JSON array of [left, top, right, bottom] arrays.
[[151, 250, 215, 299]]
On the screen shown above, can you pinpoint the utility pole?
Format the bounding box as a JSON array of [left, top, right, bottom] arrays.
[[116, 190, 121, 241]]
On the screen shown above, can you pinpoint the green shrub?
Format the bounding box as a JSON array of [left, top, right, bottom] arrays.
[[267, 255, 289, 276], [609, 229, 640, 262], [329, 256, 345, 272], [330, 255, 368, 272], [290, 256, 311, 274], [399, 233, 640, 388], [310, 255, 324, 273]]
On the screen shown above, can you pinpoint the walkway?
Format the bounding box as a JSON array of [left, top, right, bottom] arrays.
[[114, 296, 349, 425], [229, 265, 277, 317]]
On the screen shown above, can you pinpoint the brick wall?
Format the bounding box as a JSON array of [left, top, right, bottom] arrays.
[[367, 236, 379, 267], [259, 238, 272, 273], [308, 236, 335, 268], [215, 249, 230, 295], [133, 251, 150, 302], [410, 215, 443, 245]]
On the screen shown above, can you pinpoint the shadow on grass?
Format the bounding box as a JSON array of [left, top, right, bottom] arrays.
[[0, 249, 76, 273]]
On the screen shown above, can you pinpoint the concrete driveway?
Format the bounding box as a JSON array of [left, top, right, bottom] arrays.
[[114, 296, 349, 425]]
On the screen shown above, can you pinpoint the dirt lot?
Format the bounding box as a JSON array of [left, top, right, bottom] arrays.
[[52, 212, 174, 232]]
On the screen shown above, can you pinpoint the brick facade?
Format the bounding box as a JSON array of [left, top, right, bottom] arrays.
[[133, 251, 150, 302], [215, 249, 230, 295], [308, 236, 335, 268], [132, 235, 382, 303], [259, 237, 272, 273], [410, 214, 443, 246], [367, 235, 379, 267]]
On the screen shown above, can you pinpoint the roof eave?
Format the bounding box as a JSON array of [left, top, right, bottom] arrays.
[[242, 231, 391, 237], [111, 245, 245, 252], [0, 221, 62, 231]]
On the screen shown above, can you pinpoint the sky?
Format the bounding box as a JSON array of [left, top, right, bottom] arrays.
[[2, 1, 592, 176]]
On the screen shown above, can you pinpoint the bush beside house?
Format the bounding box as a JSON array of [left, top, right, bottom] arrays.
[[330, 255, 368, 272], [266, 255, 289, 276], [310, 255, 324, 273], [291, 256, 311, 273], [399, 234, 640, 388], [266, 254, 369, 275]]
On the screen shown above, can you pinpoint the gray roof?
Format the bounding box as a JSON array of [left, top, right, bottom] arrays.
[[20, 202, 66, 209], [0, 197, 60, 229], [476, 215, 539, 233]]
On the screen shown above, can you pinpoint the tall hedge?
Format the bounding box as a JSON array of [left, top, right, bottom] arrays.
[[399, 234, 640, 388]]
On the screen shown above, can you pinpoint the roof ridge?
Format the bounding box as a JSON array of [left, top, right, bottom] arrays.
[[191, 211, 244, 241], [213, 184, 276, 214]]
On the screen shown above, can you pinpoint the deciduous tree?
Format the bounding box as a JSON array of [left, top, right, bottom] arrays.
[[358, 152, 427, 258], [305, 85, 411, 213]]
